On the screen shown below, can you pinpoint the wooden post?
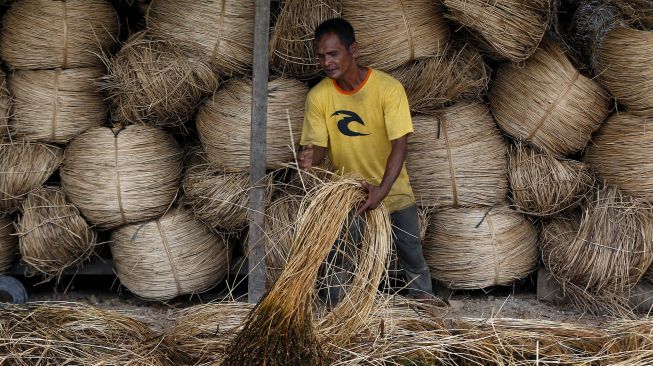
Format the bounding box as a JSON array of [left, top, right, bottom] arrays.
[[247, 0, 271, 304]]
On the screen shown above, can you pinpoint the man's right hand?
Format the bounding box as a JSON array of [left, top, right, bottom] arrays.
[[298, 144, 314, 170]]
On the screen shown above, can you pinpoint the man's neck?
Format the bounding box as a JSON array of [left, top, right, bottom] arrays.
[[335, 65, 368, 92]]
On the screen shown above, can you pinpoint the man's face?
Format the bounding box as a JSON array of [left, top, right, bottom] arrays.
[[315, 32, 357, 80]]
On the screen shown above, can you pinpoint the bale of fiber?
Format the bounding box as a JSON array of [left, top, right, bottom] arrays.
[[489, 42, 610, 157], [8, 68, 106, 143], [423, 206, 538, 289], [111, 207, 230, 301], [197, 78, 307, 172], [60, 125, 183, 229], [264, 191, 301, 285], [145, 0, 255, 76], [585, 113, 653, 202], [406, 102, 509, 208], [0, 142, 63, 214], [103, 32, 219, 131], [270, 0, 341, 80], [0, 0, 119, 69], [597, 28, 653, 117], [0, 218, 17, 273], [443, 0, 551, 62], [0, 70, 11, 140], [508, 143, 595, 217], [342, 0, 449, 71], [16, 187, 96, 279]]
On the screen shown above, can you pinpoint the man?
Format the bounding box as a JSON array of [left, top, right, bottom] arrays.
[[298, 18, 438, 303]]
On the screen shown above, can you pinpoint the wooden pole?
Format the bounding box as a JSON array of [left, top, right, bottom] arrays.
[[247, 0, 271, 304]]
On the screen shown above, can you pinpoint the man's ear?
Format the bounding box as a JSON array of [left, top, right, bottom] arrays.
[[349, 41, 360, 58]]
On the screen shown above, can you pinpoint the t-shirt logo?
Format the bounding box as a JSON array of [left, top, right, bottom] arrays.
[[331, 110, 370, 137]]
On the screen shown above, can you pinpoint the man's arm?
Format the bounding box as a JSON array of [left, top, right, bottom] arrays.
[[298, 144, 327, 170]]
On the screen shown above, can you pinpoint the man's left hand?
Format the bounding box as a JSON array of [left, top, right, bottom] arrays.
[[356, 181, 389, 215]]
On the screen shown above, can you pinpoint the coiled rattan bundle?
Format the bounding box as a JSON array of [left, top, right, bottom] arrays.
[[16, 187, 96, 280], [264, 191, 301, 285], [0, 0, 119, 69], [111, 207, 230, 301], [145, 0, 255, 76], [406, 102, 508, 208], [0, 142, 63, 214], [0, 70, 11, 140], [489, 42, 610, 157], [342, 0, 449, 71], [197, 78, 307, 172], [443, 0, 551, 62], [423, 206, 538, 289], [9, 68, 106, 143], [0, 218, 17, 273], [60, 125, 183, 229]]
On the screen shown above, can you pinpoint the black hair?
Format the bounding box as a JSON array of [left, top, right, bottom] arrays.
[[314, 18, 356, 47]]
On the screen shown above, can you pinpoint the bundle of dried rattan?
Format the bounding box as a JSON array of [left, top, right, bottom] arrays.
[[102, 31, 218, 131], [390, 43, 489, 113], [60, 125, 183, 229], [489, 41, 610, 157], [586, 113, 653, 202], [0, 217, 17, 273], [270, 0, 341, 80], [9, 68, 106, 143], [406, 102, 509, 208], [597, 27, 653, 117], [541, 186, 653, 317], [145, 0, 255, 76], [0, 141, 63, 214], [264, 190, 301, 285], [197, 78, 307, 172], [423, 206, 538, 289], [508, 143, 595, 216], [0, 70, 11, 140], [16, 187, 96, 280], [0, 0, 119, 69], [111, 207, 230, 301], [342, 0, 449, 71]]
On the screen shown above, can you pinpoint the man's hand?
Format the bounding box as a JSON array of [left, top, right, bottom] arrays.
[[356, 181, 390, 215], [298, 144, 315, 170]]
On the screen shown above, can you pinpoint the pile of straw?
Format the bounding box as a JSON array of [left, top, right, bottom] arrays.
[[390, 43, 489, 113], [61, 125, 183, 229], [342, 0, 449, 71], [406, 102, 508, 208], [597, 27, 653, 117], [264, 190, 301, 285], [423, 206, 538, 289], [102, 31, 219, 131], [145, 0, 255, 76], [489, 41, 610, 157], [586, 113, 653, 202], [111, 207, 230, 301], [0, 142, 63, 214], [16, 187, 96, 280], [197, 77, 307, 172], [0, 70, 11, 140], [0, 217, 17, 273], [270, 0, 341, 80], [508, 143, 595, 216], [443, 0, 551, 62], [9, 68, 106, 143], [541, 186, 653, 316], [0, 0, 119, 69]]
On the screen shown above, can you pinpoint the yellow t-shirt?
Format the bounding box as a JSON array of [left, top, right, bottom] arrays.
[[300, 68, 415, 212]]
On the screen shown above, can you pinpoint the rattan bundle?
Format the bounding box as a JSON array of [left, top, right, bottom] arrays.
[[342, 0, 449, 71], [8, 68, 106, 143], [508, 143, 595, 216], [0, 142, 63, 214], [145, 0, 255, 76], [0, 217, 17, 273], [265, 191, 301, 285], [0, 0, 119, 69], [423, 206, 538, 289], [60, 125, 183, 229], [406, 102, 508, 208], [489, 42, 610, 157], [111, 207, 230, 301], [586, 113, 653, 202], [443, 0, 551, 62], [390, 44, 489, 113], [103, 32, 219, 131], [0, 70, 11, 140], [597, 27, 653, 117], [197, 78, 307, 172], [16, 187, 96, 280], [270, 0, 341, 80]]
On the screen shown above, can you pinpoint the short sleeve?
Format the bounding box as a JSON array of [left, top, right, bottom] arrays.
[[300, 91, 329, 147], [383, 82, 413, 141]]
